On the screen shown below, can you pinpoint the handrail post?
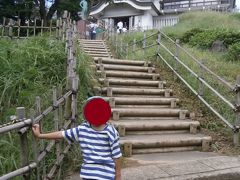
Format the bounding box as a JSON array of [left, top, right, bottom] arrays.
[[17, 107, 30, 180], [143, 31, 146, 60], [198, 60, 205, 96], [157, 32, 161, 53], [126, 43, 129, 59], [174, 39, 180, 81], [132, 38, 136, 59], [120, 37, 123, 59], [234, 75, 240, 146]]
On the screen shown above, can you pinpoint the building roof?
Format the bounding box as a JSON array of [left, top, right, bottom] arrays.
[[90, 0, 160, 16]]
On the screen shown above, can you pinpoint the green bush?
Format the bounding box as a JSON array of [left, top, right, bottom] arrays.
[[226, 42, 240, 61], [180, 28, 204, 43]]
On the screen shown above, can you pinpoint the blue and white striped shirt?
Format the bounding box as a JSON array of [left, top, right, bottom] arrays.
[[62, 122, 122, 180]]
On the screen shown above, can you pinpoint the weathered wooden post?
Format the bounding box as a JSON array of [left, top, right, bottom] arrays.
[[198, 60, 205, 96], [30, 109, 40, 180], [49, 20, 52, 36], [143, 31, 146, 60], [234, 75, 240, 146], [34, 19, 37, 37], [17, 107, 30, 180], [9, 19, 14, 39], [17, 19, 21, 38], [157, 31, 161, 61], [41, 19, 44, 36], [1, 17, 6, 37], [35, 96, 46, 179], [53, 87, 61, 175], [27, 20, 30, 38], [174, 39, 180, 81]]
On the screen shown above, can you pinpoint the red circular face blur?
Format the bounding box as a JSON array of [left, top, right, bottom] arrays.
[[83, 97, 111, 126]]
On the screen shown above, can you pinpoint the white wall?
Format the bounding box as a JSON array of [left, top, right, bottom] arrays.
[[141, 11, 153, 29]]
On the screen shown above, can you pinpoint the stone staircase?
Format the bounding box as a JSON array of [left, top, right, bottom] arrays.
[[79, 39, 212, 160]]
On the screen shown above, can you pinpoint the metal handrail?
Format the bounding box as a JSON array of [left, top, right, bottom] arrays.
[[160, 31, 235, 91], [159, 42, 235, 110], [158, 52, 235, 130]]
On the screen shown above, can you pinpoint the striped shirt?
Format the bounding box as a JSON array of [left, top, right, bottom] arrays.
[[62, 122, 122, 180]]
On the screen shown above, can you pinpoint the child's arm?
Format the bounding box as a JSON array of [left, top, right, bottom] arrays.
[[32, 124, 63, 140], [114, 158, 121, 180]]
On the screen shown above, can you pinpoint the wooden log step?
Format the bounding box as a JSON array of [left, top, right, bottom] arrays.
[[95, 64, 155, 73], [120, 134, 212, 156], [112, 120, 200, 132], [95, 87, 172, 97], [89, 54, 110, 57], [99, 78, 166, 88], [84, 50, 109, 54], [97, 70, 159, 80], [94, 57, 150, 66], [126, 130, 189, 135], [111, 108, 189, 119], [86, 52, 110, 56], [79, 39, 105, 42], [82, 45, 106, 49], [83, 47, 108, 51], [104, 97, 179, 106]]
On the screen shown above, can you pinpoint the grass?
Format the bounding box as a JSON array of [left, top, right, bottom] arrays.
[[163, 11, 240, 38], [0, 35, 96, 178]]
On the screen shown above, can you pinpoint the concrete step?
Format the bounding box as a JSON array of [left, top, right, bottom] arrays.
[[95, 64, 156, 73], [111, 119, 199, 135], [97, 70, 160, 80], [111, 108, 189, 120], [94, 57, 150, 66], [99, 78, 166, 88], [120, 133, 212, 156], [95, 87, 173, 97]]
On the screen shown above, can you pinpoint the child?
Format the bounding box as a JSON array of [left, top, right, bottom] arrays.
[[32, 96, 122, 180]]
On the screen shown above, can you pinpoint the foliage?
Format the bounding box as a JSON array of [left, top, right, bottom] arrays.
[[226, 42, 240, 62]]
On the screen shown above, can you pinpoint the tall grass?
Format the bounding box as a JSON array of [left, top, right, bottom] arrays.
[[0, 36, 96, 178]]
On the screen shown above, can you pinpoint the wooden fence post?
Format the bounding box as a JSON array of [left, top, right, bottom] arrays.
[[35, 96, 46, 179], [27, 20, 30, 38], [234, 75, 240, 146], [17, 107, 30, 180], [30, 109, 40, 180], [41, 19, 44, 36], [34, 18, 37, 37], [53, 87, 61, 176], [9, 19, 14, 39], [17, 19, 21, 39], [1, 17, 6, 37]]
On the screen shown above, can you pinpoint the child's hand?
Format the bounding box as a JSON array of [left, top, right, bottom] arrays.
[[32, 124, 41, 138]]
